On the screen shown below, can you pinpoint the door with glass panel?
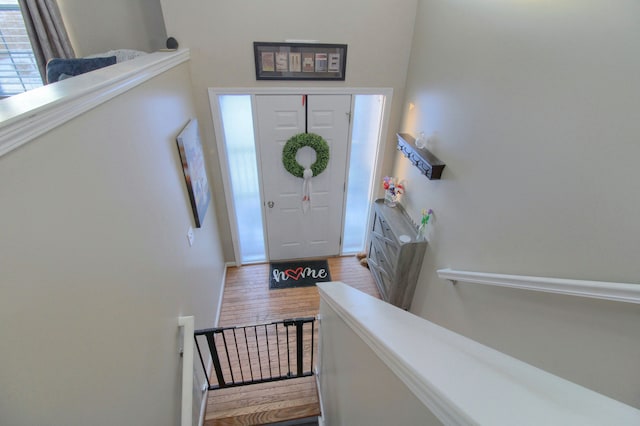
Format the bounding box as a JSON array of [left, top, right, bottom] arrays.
[[215, 92, 385, 264], [256, 94, 351, 261]]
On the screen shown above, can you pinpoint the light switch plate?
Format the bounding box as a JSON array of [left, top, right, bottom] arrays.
[[187, 226, 194, 247]]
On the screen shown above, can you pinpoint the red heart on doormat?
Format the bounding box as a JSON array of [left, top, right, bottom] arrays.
[[284, 267, 304, 281]]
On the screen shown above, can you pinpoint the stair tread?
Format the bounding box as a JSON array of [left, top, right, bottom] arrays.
[[205, 376, 320, 424], [208, 397, 320, 419], [209, 382, 317, 410], [205, 404, 320, 426]]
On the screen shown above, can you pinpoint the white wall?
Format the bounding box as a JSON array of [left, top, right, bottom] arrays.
[[0, 61, 225, 425], [58, 0, 167, 56], [160, 0, 418, 260], [396, 0, 640, 407], [318, 299, 442, 425]]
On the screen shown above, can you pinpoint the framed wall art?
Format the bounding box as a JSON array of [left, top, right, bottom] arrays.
[[254, 42, 347, 81], [176, 118, 210, 228]]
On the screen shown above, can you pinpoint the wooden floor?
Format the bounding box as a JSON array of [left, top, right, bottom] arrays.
[[205, 256, 379, 426]]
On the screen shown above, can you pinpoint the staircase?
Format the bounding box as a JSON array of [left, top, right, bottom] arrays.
[[195, 318, 320, 425], [203, 257, 381, 425], [204, 376, 320, 425]]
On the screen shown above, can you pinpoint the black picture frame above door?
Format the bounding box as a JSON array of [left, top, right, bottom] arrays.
[[253, 42, 347, 81]]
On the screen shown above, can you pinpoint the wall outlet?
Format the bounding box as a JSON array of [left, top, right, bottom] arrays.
[[187, 226, 194, 247]]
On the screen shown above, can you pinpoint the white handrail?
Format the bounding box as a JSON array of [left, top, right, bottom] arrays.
[[0, 49, 189, 158], [178, 316, 194, 426], [437, 268, 640, 304], [317, 282, 640, 425]]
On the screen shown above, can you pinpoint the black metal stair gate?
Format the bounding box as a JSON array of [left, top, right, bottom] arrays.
[[194, 317, 317, 390]]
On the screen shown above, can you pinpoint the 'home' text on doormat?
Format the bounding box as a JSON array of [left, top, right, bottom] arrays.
[[269, 259, 332, 289]]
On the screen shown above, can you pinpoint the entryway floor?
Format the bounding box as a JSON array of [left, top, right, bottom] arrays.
[[204, 256, 380, 425], [217, 256, 380, 327]]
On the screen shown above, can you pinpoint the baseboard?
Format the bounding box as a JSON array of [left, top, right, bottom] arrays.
[[214, 263, 233, 327], [314, 369, 325, 425]]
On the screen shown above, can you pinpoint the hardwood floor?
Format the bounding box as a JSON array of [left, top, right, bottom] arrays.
[[205, 255, 379, 425], [217, 256, 380, 327]]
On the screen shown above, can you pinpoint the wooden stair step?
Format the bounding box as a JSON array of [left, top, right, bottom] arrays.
[[207, 399, 320, 425], [205, 377, 320, 426], [210, 382, 317, 411], [205, 403, 320, 426]]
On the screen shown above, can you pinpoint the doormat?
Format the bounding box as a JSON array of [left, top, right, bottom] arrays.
[[269, 259, 332, 289]]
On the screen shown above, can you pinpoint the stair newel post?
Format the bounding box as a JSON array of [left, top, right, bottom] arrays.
[[206, 330, 226, 388]]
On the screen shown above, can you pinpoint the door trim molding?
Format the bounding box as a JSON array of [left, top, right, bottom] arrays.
[[209, 87, 393, 265], [210, 87, 392, 96]]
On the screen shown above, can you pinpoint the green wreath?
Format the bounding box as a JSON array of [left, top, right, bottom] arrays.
[[282, 133, 330, 178]]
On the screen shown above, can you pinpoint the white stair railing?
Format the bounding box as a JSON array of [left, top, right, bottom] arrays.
[[316, 282, 640, 425], [178, 316, 194, 426], [437, 268, 640, 304]]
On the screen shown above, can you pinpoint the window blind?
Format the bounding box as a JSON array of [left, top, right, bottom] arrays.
[[0, 3, 42, 97]]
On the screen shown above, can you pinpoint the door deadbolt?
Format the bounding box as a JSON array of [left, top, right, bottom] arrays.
[[267, 201, 275, 208]]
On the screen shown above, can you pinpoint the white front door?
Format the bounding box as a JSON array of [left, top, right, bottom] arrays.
[[256, 94, 351, 261]]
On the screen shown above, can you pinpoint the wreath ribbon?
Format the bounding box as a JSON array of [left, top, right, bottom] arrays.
[[302, 168, 313, 213]]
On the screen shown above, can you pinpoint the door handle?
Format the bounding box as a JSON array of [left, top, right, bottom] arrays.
[[267, 201, 275, 208]]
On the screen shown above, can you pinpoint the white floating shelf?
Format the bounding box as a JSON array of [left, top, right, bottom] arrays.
[[437, 268, 640, 304]]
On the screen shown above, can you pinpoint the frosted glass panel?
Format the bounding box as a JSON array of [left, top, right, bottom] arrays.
[[219, 95, 266, 263], [342, 95, 384, 253]]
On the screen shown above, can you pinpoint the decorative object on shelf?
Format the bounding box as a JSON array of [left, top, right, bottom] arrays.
[[384, 190, 397, 207], [254, 42, 347, 80], [382, 176, 404, 207], [417, 208, 433, 241], [396, 133, 445, 180], [415, 131, 427, 149], [166, 37, 179, 50], [283, 132, 330, 213]]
